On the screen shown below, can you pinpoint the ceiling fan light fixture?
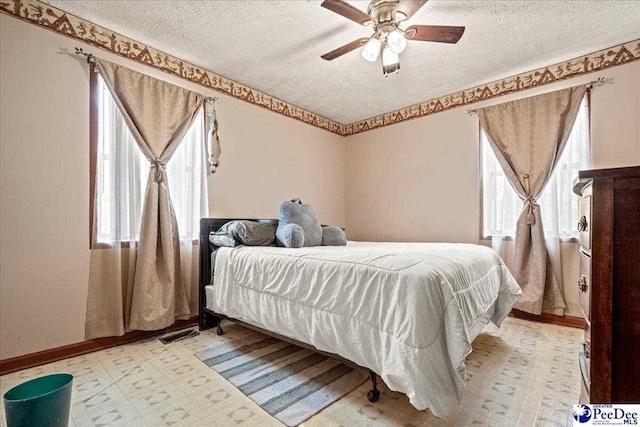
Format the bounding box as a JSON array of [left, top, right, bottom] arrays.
[[387, 30, 407, 54], [319, 0, 465, 76], [382, 58, 400, 77], [361, 37, 381, 62], [382, 46, 399, 67]]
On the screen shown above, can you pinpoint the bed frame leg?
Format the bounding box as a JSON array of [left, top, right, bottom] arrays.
[[199, 312, 217, 331], [216, 318, 224, 336], [367, 370, 380, 402]]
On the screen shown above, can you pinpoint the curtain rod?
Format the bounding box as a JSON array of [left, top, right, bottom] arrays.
[[74, 47, 94, 63], [466, 76, 610, 115], [75, 47, 219, 104]]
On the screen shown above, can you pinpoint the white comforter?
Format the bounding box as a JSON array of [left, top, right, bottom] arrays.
[[207, 241, 521, 416]]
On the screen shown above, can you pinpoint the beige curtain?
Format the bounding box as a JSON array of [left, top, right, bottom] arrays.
[[477, 85, 587, 315], [86, 59, 204, 338]]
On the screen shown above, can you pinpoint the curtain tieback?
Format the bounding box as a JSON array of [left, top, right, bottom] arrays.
[[150, 159, 167, 183], [524, 197, 537, 225], [522, 173, 536, 225]]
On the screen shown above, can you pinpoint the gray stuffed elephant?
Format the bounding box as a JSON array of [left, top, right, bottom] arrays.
[[276, 198, 346, 248]]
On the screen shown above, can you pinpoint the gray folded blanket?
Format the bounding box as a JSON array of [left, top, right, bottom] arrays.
[[209, 220, 276, 247]]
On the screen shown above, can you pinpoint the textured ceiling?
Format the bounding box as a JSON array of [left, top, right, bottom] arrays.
[[45, 0, 640, 124]]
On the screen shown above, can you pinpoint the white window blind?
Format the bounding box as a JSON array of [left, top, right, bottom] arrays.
[[481, 98, 590, 239], [95, 75, 207, 244]]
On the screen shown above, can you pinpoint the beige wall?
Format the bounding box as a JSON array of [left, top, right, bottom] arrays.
[[346, 61, 640, 316], [0, 16, 345, 360]]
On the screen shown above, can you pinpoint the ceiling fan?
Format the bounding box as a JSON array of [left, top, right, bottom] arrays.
[[320, 0, 465, 76]]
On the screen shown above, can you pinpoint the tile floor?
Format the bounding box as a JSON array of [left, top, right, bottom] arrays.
[[1, 317, 582, 427]]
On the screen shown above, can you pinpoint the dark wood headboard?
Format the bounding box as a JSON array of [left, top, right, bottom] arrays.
[[198, 218, 278, 329]]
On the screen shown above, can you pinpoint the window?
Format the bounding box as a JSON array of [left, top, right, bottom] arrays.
[[481, 97, 590, 240], [91, 71, 207, 245]]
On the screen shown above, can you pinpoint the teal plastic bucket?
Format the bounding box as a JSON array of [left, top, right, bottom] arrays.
[[3, 373, 73, 427]]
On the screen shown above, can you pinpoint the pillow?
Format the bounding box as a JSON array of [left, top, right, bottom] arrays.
[[209, 231, 238, 248], [276, 198, 322, 247], [215, 220, 276, 247], [321, 226, 347, 246], [232, 220, 277, 246]]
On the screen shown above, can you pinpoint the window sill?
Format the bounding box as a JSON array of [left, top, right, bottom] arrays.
[[91, 238, 199, 250], [480, 236, 579, 244]]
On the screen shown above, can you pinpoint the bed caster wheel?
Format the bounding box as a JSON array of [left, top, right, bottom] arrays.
[[367, 389, 380, 402], [216, 324, 224, 336]]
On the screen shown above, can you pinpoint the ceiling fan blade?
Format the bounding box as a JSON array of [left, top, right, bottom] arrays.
[[321, 0, 372, 25], [321, 38, 368, 61], [395, 0, 429, 21], [405, 25, 465, 44]]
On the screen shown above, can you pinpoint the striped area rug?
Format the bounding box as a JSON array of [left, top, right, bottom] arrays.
[[196, 334, 368, 426]]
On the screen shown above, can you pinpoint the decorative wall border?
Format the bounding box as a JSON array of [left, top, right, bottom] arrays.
[[0, 0, 346, 135], [1, 0, 639, 137], [344, 38, 640, 135]]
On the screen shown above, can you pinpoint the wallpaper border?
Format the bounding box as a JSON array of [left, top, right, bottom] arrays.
[[0, 0, 346, 135], [344, 38, 640, 135], [1, 0, 639, 137]]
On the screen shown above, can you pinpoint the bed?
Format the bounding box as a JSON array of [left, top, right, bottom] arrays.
[[199, 218, 521, 417]]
